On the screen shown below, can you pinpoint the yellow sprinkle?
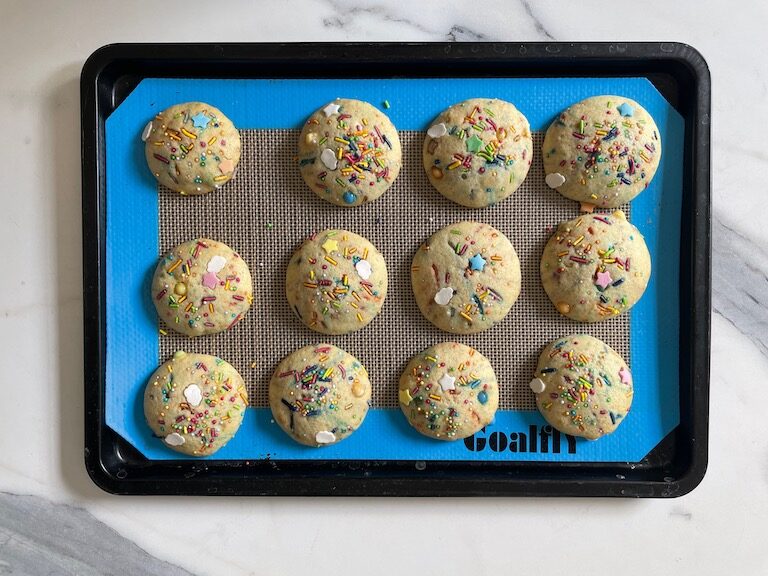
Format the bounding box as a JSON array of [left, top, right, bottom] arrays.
[[337, 147, 343, 160], [429, 394, 442, 401], [213, 175, 228, 182], [490, 255, 502, 261], [159, 329, 167, 336], [557, 250, 569, 257], [324, 256, 337, 265], [208, 303, 214, 313], [185, 302, 193, 312], [334, 137, 348, 144], [207, 136, 216, 145], [425, 355, 438, 362], [309, 270, 315, 280], [180, 128, 197, 139], [458, 362, 465, 371], [319, 355, 329, 362], [352, 291, 361, 301], [356, 312, 363, 322], [460, 311, 473, 322], [166, 259, 182, 273], [573, 235, 584, 246], [363, 249, 369, 259], [447, 160, 461, 170]]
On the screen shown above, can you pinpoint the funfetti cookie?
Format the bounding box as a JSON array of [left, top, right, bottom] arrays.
[[540, 210, 651, 322], [286, 229, 387, 335], [144, 351, 249, 456], [399, 343, 499, 441], [152, 238, 253, 336], [531, 334, 633, 440], [144, 102, 241, 195], [411, 221, 521, 334], [542, 95, 661, 209], [423, 98, 533, 208], [269, 344, 371, 447], [297, 99, 402, 207]]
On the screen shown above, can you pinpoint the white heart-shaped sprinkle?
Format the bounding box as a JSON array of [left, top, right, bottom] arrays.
[[438, 374, 456, 392], [529, 378, 546, 394], [315, 431, 337, 444], [545, 172, 566, 189], [183, 384, 203, 407], [355, 259, 372, 280], [207, 255, 227, 273], [164, 432, 185, 446], [320, 148, 338, 170], [433, 287, 454, 305], [141, 121, 153, 142], [427, 123, 447, 138]]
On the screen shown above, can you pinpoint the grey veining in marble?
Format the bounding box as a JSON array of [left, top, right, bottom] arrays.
[[0, 492, 191, 576], [712, 213, 768, 356]]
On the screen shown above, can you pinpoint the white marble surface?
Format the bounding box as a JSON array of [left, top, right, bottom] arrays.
[[0, 0, 765, 574]]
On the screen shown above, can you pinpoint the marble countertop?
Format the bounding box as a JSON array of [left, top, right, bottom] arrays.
[[1, 0, 764, 574]]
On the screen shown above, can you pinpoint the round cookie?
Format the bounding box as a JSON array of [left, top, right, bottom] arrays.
[[152, 238, 252, 336], [143, 102, 241, 195], [423, 98, 533, 208], [411, 221, 520, 334], [399, 343, 498, 441], [542, 95, 661, 208], [297, 99, 402, 207], [144, 351, 249, 456], [269, 344, 371, 447], [530, 334, 633, 440], [286, 229, 387, 335], [540, 211, 651, 322]]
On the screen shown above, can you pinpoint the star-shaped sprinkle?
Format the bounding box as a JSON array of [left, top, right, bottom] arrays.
[[191, 112, 210, 129], [469, 254, 487, 271], [202, 271, 219, 290], [399, 388, 413, 405], [466, 134, 484, 153], [617, 102, 634, 117], [619, 366, 632, 385], [321, 238, 338, 253], [595, 270, 613, 290], [322, 102, 341, 117], [218, 159, 234, 174], [438, 374, 456, 392]]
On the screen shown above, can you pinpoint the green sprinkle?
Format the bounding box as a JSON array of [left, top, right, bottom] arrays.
[[383, 100, 390, 109]]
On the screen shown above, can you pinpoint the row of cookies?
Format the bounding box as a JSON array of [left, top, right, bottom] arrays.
[[145, 335, 633, 456], [152, 212, 650, 338], [143, 95, 662, 210]]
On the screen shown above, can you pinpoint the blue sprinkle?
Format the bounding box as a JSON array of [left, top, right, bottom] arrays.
[[469, 379, 482, 389], [477, 391, 488, 404], [343, 191, 357, 204]]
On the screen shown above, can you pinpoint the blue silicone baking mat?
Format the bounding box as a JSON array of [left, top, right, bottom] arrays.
[[105, 77, 682, 461]]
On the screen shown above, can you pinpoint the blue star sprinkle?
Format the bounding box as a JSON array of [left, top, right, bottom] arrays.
[[617, 102, 634, 117], [469, 254, 487, 271], [191, 112, 211, 129]]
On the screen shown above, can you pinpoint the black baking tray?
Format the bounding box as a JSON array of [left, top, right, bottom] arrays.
[[81, 42, 711, 497]]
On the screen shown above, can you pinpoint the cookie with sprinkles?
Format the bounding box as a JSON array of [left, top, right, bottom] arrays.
[[423, 98, 533, 208], [531, 334, 633, 440], [297, 98, 402, 207], [152, 238, 253, 336], [269, 344, 371, 447], [411, 221, 521, 334], [144, 351, 248, 456], [540, 211, 651, 322], [143, 102, 241, 195], [399, 343, 498, 441], [542, 95, 661, 208], [286, 229, 387, 335]]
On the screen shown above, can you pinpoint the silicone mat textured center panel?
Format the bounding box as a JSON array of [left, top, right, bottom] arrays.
[[158, 130, 630, 410]]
